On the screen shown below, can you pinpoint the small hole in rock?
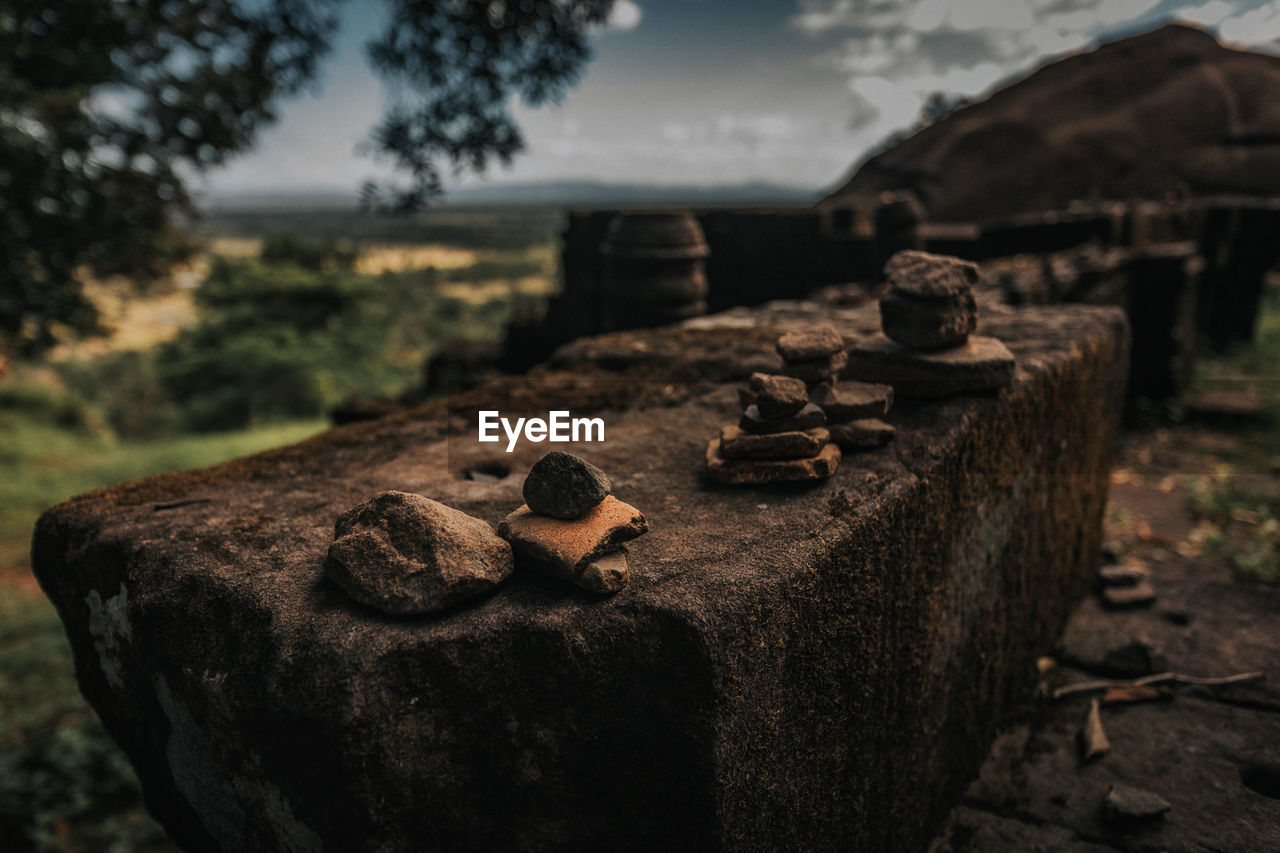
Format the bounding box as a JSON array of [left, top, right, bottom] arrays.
[[465, 461, 511, 483], [1241, 762, 1280, 800]]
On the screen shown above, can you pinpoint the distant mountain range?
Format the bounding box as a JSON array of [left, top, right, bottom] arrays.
[[201, 180, 820, 211]]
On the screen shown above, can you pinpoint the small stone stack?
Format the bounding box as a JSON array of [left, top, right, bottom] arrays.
[[706, 327, 849, 485], [880, 250, 979, 350], [845, 250, 1017, 397], [497, 451, 647, 594], [810, 379, 896, 451], [775, 324, 848, 385], [777, 324, 896, 452], [706, 368, 840, 485]]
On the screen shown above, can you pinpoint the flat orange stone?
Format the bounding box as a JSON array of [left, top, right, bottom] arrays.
[[704, 439, 840, 485], [497, 495, 647, 577]]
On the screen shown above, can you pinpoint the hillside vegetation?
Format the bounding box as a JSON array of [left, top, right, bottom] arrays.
[[0, 207, 561, 850]]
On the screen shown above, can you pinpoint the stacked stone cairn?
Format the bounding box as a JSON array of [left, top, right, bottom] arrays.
[[783, 326, 897, 453], [705, 325, 895, 485], [879, 250, 978, 350], [845, 250, 1016, 397], [497, 451, 648, 594]]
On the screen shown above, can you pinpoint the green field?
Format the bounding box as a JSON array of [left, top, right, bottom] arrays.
[[0, 399, 324, 850], [193, 205, 563, 251]]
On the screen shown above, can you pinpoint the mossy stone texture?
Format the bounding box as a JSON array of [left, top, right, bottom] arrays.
[[32, 300, 1127, 853], [325, 490, 512, 614]]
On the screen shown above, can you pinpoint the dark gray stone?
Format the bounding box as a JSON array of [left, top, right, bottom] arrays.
[[1101, 581, 1156, 610], [883, 250, 979, 299], [780, 350, 848, 382], [879, 289, 977, 351], [844, 334, 1015, 397], [811, 381, 894, 423], [739, 402, 826, 434], [776, 324, 844, 361], [522, 451, 611, 519], [704, 439, 840, 485], [748, 373, 808, 420], [828, 419, 896, 451], [719, 425, 830, 460], [325, 491, 513, 615], [1101, 640, 1168, 677], [1098, 563, 1148, 587], [1101, 785, 1172, 822]]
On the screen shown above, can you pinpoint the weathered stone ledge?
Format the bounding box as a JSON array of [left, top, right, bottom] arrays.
[[35, 302, 1128, 852]]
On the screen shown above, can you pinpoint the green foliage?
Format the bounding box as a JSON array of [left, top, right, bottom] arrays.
[[440, 257, 546, 282], [47, 226, 550, 439], [144, 252, 537, 433], [0, 370, 325, 569], [1190, 290, 1280, 466], [0, 381, 100, 439], [0, 591, 86, 737], [196, 206, 563, 251], [58, 351, 182, 440], [1181, 294, 1280, 584], [0, 0, 340, 355], [2, 0, 603, 354], [1188, 468, 1280, 584], [0, 699, 171, 852], [362, 0, 614, 211], [1233, 292, 1280, 430], [156, 260, 381, 431], [259, 234, 359, 272], [0, 410, 322, 852]]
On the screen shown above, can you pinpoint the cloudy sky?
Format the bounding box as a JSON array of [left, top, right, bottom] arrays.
[[202, 0, 1280, 199]]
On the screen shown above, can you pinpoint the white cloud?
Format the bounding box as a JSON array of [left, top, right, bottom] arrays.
[[493, 105, 851, 187], [1175, 1, 1236, 27], [948, 0, 1035, 32], [850, 77, 923, 135], [792, 0, 912, 34], [909, 0, 950, 33], [1219, 2, 1280, 43], [655, 113, 801, 148], [1097, 0, 1163, 24], [607, 0, 643, 32]]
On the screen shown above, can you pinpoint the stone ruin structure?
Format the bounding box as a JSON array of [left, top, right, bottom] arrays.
[[502, 194, 1279, 404], [599, 211, 709, 331], [34, 253, 1130, 850]]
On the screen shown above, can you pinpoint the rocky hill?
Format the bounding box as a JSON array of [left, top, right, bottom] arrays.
[[821, 24, 1280, 221]]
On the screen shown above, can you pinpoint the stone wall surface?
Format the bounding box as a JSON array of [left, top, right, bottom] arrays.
[[34, 301, 1128, 852], [981, 244, 1199, 401]]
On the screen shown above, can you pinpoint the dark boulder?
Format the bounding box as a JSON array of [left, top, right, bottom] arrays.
[[522, 451, 611, 519]]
